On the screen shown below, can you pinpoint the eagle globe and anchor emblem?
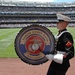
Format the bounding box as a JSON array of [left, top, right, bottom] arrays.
[[15, 25, 55, 65]]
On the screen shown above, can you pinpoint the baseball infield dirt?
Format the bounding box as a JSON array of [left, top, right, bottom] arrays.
[[0, 57, 75, 75]]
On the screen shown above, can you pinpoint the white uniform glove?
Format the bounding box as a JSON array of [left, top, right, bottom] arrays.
[[53, 54, 64, 64], [46, 54, 54, 61], [46, 54, 64, 64]]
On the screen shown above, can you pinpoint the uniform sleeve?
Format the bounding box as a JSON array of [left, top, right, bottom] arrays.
[[63, 32, 74, 60]]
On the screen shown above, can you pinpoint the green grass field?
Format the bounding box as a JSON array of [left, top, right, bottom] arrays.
[[0, 27, 75, 57]]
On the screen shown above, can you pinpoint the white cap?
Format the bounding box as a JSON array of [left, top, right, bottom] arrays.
[[56, 13, 71, 22]]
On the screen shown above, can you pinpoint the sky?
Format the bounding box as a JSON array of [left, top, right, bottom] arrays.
[[1, 0, 75, 2]]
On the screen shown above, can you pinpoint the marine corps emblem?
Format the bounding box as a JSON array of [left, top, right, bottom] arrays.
[[15, 25, 55, 65]]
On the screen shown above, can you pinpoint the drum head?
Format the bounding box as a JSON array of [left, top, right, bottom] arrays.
[[15, 25, 55, 65]]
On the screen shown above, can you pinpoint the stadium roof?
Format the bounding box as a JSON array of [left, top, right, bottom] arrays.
[[0, 1, 75, 7]]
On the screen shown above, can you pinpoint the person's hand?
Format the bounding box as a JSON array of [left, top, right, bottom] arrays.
[[63, 55, 66, 58], [46, 54, 54, 60], [46, 53, 64, 64]]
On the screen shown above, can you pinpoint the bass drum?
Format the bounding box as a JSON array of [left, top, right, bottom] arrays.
[[14, 25, 55, 65]]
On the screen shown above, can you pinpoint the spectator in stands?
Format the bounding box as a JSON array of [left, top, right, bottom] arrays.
[[46, 13, 74, 75]]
